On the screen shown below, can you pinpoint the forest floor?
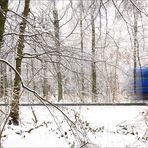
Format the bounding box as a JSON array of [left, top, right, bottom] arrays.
[[1, 105, 148, 148]]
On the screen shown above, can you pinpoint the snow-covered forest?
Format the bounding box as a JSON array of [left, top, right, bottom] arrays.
[[0, 0, 148, 147]]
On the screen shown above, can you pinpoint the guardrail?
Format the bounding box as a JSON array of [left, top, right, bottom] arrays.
[[0, 103, 147, 106]]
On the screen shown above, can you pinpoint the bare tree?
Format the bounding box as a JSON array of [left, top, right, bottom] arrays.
[[79, 0, 85, 99], [133, 2, 138, 94], [53, 2, 63, 102], [91, 4, 97, 102], [0, 0, 8, 98], [9, 0, 30, 125], [0, 0, 8, 48], [42, 59, 50, 99]]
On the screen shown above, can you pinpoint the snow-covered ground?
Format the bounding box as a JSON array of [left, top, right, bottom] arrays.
[[1, 106, 148, 148]]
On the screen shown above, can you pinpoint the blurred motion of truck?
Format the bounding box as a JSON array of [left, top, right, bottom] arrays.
[[128, 67, 148, 101]]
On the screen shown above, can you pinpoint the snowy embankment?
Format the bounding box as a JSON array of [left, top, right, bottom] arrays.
[[1, 106, 148, 148]]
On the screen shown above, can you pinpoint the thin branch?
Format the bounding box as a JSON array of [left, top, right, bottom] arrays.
[[0, 59, 75, 126]]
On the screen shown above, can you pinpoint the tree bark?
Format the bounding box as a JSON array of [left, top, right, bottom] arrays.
[[53, 9, 63, 101], [42, 60, 49, 99], [0, 0, 8, 98], [133, 5, 138, 94], [0, 0, 8, 47], [31, 59, 36, 91], [91, 14, 97, 102], [80, 0, 85, 99], [9, 0, 30, 125]]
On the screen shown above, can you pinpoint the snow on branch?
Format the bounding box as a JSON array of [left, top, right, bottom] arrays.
[[0, 59, 75, 125]]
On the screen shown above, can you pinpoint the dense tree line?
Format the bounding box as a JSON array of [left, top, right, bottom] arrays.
[[0, 0, 148, 125]]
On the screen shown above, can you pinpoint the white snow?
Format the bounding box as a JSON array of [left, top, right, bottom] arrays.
[[1, 105, 148, 148]]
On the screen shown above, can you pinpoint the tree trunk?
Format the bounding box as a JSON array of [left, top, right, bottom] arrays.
[[80, 1, 85, 99], [91, 14, 97, 102], [133, 5, 138, 95], [42, 60, 49, 100], [31, 59, 36, 91], [112, 52, 118, 103], [0, 0, 8, 98], [9, 0, 30, 125], [0, 0, 8, 47], [53, 9, 63, 101]]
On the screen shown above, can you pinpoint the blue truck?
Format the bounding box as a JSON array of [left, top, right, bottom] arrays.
[[133, 67, 148, 100]]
